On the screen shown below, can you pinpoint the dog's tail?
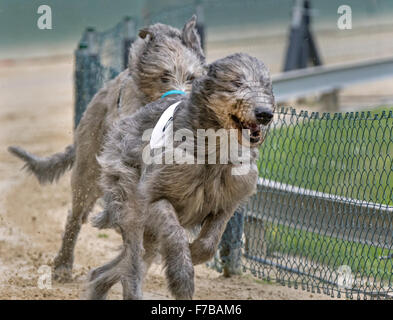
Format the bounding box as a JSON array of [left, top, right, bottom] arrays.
[[8, 144, 76, 184]]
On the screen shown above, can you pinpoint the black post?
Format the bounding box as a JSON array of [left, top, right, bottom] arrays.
[[283, 0, 322, 71], [74, 42, 89, 129], [123, 16, 137, 69], [74, 27, 101, 128], [195, 1, 205, 51]]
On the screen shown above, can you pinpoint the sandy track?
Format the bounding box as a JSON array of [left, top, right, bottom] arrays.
[[0, 56, 336, 300]]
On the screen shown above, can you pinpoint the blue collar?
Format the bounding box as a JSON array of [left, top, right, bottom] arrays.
[[161, 90, 186, 98]]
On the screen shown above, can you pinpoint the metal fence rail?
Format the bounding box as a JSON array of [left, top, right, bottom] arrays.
[[248, 178, 393, 249], [273, 57, 393, 103]]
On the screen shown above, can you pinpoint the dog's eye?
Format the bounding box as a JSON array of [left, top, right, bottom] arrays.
[[186, 74, 195, 82], [233, 80, 243, 87], [233, 100, 241, 109], [161, 71, 171, 83], [260, 76, 271, 88]]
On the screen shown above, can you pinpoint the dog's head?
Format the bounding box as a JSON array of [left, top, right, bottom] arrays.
[[192, 53, 275, 147], [129, 15, 206, 102]]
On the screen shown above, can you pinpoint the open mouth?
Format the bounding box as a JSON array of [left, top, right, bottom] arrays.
[[231, 115, 262, 145]]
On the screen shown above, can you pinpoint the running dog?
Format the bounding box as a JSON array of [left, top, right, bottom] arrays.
[[87, 53, 275, 299], [8, 16, 206, 281]]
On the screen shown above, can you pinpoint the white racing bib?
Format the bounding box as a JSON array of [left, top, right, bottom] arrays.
[[150, 101, 182, 149]]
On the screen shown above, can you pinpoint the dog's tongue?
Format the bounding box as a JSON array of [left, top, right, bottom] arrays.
[[249, 123, 260, 136]]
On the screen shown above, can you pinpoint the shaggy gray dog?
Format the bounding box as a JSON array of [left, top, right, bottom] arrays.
[[87, 53, 275, 299], [8, 16, 206, 281]]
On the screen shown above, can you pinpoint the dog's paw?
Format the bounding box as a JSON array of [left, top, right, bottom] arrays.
[[52, 264, 73, 283], [165, 255, 195, 300], [190, 239, 216, 265]]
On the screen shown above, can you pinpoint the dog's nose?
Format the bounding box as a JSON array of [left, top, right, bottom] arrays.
[[255, 107, 273, 125]]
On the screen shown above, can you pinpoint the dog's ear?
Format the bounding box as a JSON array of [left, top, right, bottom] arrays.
[[139, 27, 154, 40], [207, 64, 217, 77], [182, 15, 205, 62], [195, 74, 215, 97]]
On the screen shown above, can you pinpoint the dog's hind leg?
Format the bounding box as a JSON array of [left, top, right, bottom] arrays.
[[120, 232, 145, 300], [117, 196, 147, 300], [87, 241, 145, 300], [149, 200, 194, 300], [53, 160, 101, 282], [87, 229, 157, 300], [86, 249, 125, 300], [142, 228, 160, 273], [88, 249, 126, 283], [88, 209, 145, 300]]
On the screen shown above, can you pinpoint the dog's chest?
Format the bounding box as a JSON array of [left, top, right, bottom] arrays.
[[170, 164, 258, 227]]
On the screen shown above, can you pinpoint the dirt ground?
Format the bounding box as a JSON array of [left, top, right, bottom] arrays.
[[0, 56, 342, 300]]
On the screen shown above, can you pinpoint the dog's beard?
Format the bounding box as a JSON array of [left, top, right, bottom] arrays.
[[229, 117, 262, 148], [237, 128, 262, 147]]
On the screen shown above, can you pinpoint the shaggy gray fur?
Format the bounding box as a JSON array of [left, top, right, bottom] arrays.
[[8, 15, 204, 186], [8, 16, 206, 281], [87, 53, 275, 299]]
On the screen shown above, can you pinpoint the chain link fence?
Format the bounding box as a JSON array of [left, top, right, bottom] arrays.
[[74, 18, 137, 127], [211, 108, 393, 299]]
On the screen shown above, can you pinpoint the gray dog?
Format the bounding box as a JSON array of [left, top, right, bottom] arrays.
[[87, 53, 275, 299], [8, 16, 206, 281]]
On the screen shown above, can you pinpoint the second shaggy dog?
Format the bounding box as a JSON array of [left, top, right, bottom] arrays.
[[8, 16, 206, 281], [87, 53, 275, 299]]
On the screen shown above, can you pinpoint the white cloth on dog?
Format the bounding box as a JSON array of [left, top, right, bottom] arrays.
[[150, 101, 182, 149]]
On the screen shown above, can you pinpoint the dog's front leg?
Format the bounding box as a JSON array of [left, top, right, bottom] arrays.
[[190, 210, 234, 265], [149, 199, 194, 300]]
